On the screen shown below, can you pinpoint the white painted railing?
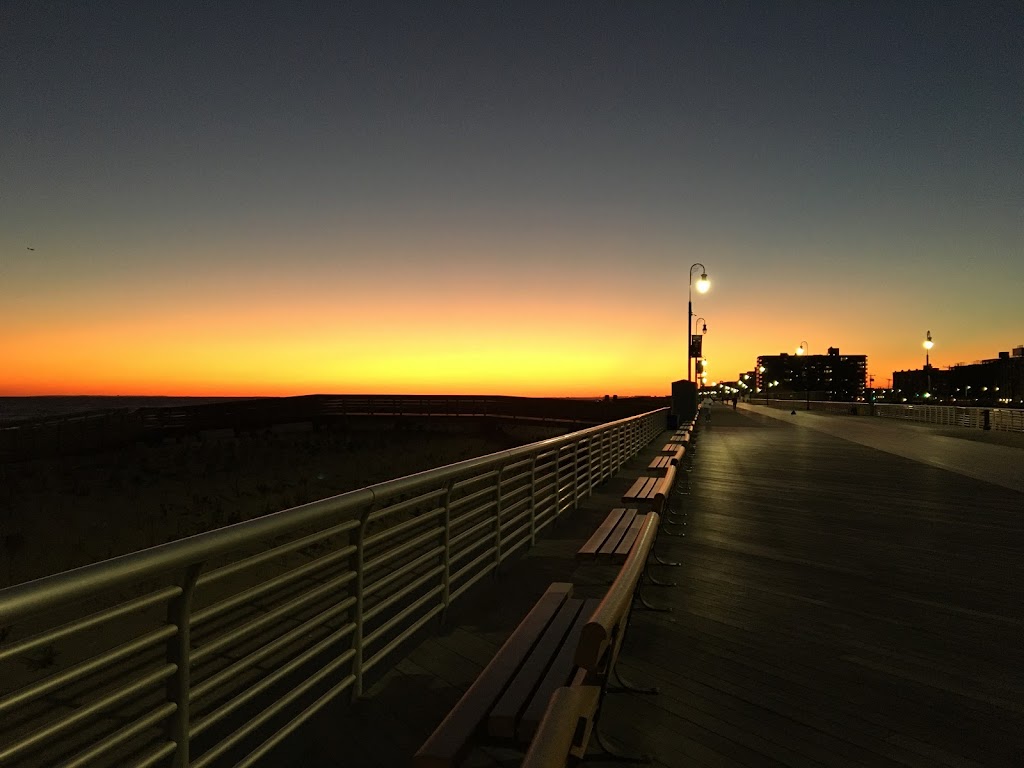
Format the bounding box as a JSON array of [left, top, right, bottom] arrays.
[[759, 399, 1024, 432], [869, 403, 1024, 431], [0, 408, 666, 767]]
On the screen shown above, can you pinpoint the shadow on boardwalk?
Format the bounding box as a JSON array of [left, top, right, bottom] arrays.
[[284, 405, 1024, 767]]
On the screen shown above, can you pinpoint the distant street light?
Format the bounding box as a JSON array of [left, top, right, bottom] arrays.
[[797, 341, 810, 410], [687, 264, 710, 386]]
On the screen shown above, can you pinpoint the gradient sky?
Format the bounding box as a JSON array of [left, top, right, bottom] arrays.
[[2, 1, 1022, 396]]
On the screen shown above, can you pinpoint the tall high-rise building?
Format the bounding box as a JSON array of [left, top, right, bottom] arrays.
[[756, 347, 867, 401]]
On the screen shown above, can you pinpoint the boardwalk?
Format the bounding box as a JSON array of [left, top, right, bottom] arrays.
[[288, 404, 1024, 767]]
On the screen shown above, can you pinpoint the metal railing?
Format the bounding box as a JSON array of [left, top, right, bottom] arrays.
[[870, 403, 1024, 431], [0, 407, 667, 767], [759, 399, 1024, 432]]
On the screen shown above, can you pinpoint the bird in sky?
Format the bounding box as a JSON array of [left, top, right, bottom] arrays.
[[26, 246, 35, 251]]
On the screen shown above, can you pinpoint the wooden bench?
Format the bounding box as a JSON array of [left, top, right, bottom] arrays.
[[412, 583, 599, 767], [623, 464, 686, 540], [577, 506, 675, 609], [621, 464, 677, 513], [647, 455, 673, 475], [413, 516, 661, 767], [622, 476, 661, 507], [648, 443, 684, 475], [577, 508, 647, 563], [523, 514, 661, 765]]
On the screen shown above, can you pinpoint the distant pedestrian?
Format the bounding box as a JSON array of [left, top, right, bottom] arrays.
[[731, 394, 738, 409]]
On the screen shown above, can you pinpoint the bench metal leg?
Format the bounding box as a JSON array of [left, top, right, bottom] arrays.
[[608, 664, 659, 695], [663, 507, 687, 534], [634, 585, 671, 612], [644, 565, 676, 586], [653, 549, 681, 567], [650, 540, 681, 566]]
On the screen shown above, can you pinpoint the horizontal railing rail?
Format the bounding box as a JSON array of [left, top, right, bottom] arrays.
[[0, 407, 667, 767]]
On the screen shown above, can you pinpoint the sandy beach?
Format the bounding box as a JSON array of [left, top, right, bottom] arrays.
[[1, 419, 567, 588]]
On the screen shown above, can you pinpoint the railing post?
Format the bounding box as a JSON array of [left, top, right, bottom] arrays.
[[494, 466, 504, 568], [572, 440, 580, 509], [553, 446, 562, 517], [441, 479, 454, 613], [598, 428, 606, 483], [615, 424, 623, 472], [165, 562, 202, 768], [352, 513, 367, 698], [529, 456, 538, 546]]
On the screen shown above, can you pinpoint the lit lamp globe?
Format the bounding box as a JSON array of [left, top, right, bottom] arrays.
[[696, 271, 710, 293]]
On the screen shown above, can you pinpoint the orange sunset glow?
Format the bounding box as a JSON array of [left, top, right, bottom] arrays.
[[3, 4, 1021, 399]]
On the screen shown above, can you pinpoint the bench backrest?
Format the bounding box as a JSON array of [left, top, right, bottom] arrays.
[[573, 512, 659, 676], [653, 464, 678, 511]]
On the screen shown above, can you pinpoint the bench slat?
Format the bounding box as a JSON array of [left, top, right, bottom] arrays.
[[413, 583, 574, 768], [577, 509, 629, 560], [598, 508, 638, 558], [517, 597, 602, 741], [648, 456, 671, 475], [613, 513, 646, 561], [622, 476, 659, 503], [488, 597, 587, 739]]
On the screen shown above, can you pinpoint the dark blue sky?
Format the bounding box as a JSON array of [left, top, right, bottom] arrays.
[[2, 1, 1022, 394]]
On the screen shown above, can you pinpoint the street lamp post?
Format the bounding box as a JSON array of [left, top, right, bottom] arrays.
[[687, 264, 710, 385], [796, 341, 810, 410], [692, 316, 707, 401], [923, 330, 934, 396]]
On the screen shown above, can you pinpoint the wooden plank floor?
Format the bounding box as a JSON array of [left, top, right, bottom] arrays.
[[288, 405, 1024, 767]]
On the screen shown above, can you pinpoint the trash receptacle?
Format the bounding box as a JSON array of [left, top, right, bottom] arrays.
[[983, 409, 991, 431]]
